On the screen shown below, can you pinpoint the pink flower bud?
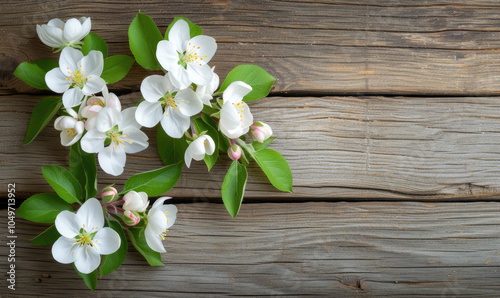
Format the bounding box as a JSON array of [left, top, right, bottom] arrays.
[[123, 210, 140, 226], [250, 121, 273, 143], [228, 144, 242, 160], [101, 186, 118, 203]]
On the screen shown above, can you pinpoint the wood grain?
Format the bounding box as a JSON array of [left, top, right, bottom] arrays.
[[4, 1, 500, 95], [1, 201, 499, 296], [3, 93, 500, 200]]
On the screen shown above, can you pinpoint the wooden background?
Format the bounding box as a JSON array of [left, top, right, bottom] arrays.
[[1, 0, 500, 296]]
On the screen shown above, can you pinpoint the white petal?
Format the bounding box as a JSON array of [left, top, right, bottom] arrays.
[[147, 208, 167, 234], [136, 101, 163, 128], [210, 70, 220, 93], [104, 92, 121, 111], [60, 129, 82, 146], [175, 88, 203, 117], [161, 205, 178, 229], [168, 19, 190, 53], [120, 107, 142, 130], [73, 245, 100, 274], [220, 102, 242, 130], [190, 137, 208, 159], [168, 66, 191, 90], [63, 18, 84, 43], [184, 147, 193, 168], [156, 40, 182, 72], [241, 102, 254, 128], [45, 68, 70, 93], [81, 77, 105, 95], [186, 63, 212, 86], [78, 17, 92, 41], [96, 107, 122, 132], [203, 135, 215, 155], [98, 145, 126, 176], [141, 75, 169, 103], [37, 25, 64, 48], [54, 116, 77, 131], [80, 50, 104, 76], [59, 47, 83, 75], [189, 35, 217, 63], [223, 81, 252, 104], [80, 129, 106, 153], [121, 128, 149, 154], [92, 227, 121, 255], [62, 87, 84, 109], [161, 107, 190, 138], [152, 197, 173, 209], [55, 210, 80, 239], [76, 198, 104, 233], [52, 237, 76, 264], [145, 225, 166, 253], [48, 18, 65, 28]]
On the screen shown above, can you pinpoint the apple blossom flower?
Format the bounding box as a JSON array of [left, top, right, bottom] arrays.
[[136, 74, 203, 138], [36, 17, 91, 50], [80, 90, 122, 130], [123, 210, 141, 226], [51, 198, 120, 274], [145, 197, 177, 253], [122, 191, 149, 212], [81, 107, 149, 176], [228, 144, 242, 161], [184, 135, 215, 168], [219, 81, 254, 139], [156, 20, 217, 89], [54, 114, 84, 147], [195, 67, 219, 106], [250, 121, 273, 143], [45, 47, 106, 110]]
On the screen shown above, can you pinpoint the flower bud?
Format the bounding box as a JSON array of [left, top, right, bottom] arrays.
[[228, 144, 242, 160], [123, 210, 140, 226], [250, 121, 273, 143], [101, 185, 118, 203], [123, 191, 149, 212]]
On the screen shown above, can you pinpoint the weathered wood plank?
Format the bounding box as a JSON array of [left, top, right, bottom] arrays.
[[1, 201, 499, 296], [3, 1, 500, 95], [3, 94, 500, 200]]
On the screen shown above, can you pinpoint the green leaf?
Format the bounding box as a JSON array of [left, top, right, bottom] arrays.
[[127, 226, 164, 266], [128, 11, 163, 70], [81, 33, 108, 57], [121, 163, 183, 196], [70, 142, 97, 199], [29, 225, 60, 245], [24, 97, 62, 145], [221, 161, 248, 218], [252, 149, 293, 192], [219, 65, 275, 102], [101, 55, 135, 84], [165, 17, 202, 39], [193, 117, 219, 171], [100, 220, 128, 277], [42, 165, 84, 204], [252, 136, 276, 151], [74, 265, 98, 291], [17, 193, 73, 223], [157, 127, 188, 165], [14, 59, 58, 90]]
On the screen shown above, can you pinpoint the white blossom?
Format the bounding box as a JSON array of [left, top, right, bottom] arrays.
[[219, 81, 254, 139], [184, 135, 215, 168], [36, 17, 91, 49], [145, 197, 177, 253]]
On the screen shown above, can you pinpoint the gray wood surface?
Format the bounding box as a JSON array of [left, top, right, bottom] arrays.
[[3, 1, 500, 95], [1, 202, 499, 297], [3, 93, 500, 200]]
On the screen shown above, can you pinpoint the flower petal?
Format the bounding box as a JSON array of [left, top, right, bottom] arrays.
[[241, 102, 254, 128], [120, 107, 142, 130], [80, 129, 106, 153], [156, 40, 181, 72], [161, 205, 178, 229], [203, 135, 215, 155], [161, 107, 190, 138], [80, 50, 104, 77], [62, 87, 84, 109], [168, 19, 190, 53], [63, 18, 84, 43], [145, 225, 166, 253], [92, 227, 121, 255], [96, 107, 122, 132], [98, 145, 126, 176], [73, 244, 100, 274], [152, 197, 173, 209], [140, 75, 169, 103], [184, 147, 193, 168], [223, 81, 252, 104], [136, 101, 163, 128], [81, 77, 105, 95], [104, 92, 121, 111], [175, 88, 203, 117], [55, 210, 80, 238], [76, 198, 104, 233], [52, 236, 76, 264], [45, 68, 70, 93], [37, 25, 64, 48], [147, 208, 167, 235], [48, 18, 65, 28], [78, 17, 91, 41], [60, 129, 82, 147], [186, 63, 212, 86], [59, 47, 83, 75], [168, 66, 191, 90], [121, 128, 149, 154], [189, 35, 217, 63]]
